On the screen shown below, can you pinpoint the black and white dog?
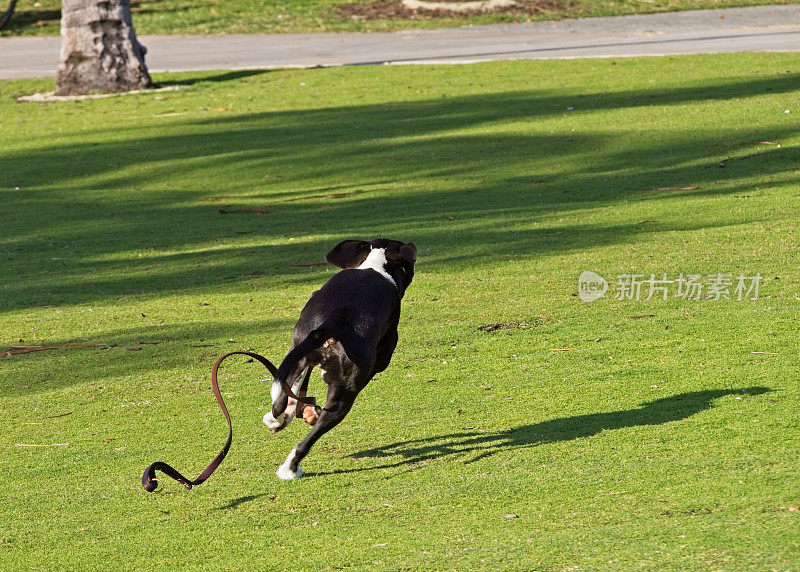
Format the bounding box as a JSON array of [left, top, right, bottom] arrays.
[[263, 238, 417, 479]]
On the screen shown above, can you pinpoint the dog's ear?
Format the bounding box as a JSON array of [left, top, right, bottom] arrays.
[[326, 240, 371, 269], [386, 242, 417, 265], [400, 243, 417, 264]]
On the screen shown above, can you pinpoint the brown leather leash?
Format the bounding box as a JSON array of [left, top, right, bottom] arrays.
[[141, 350, 320, 493]]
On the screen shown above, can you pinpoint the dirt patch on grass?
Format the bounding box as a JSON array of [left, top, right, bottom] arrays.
[[339, 0, 577, 20], [479, 319, 543, 332]]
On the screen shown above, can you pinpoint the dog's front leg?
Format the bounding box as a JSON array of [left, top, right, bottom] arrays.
[[276, 386, 356, 480], [263, 367, 311, 434], [263, 380, 291, 434]]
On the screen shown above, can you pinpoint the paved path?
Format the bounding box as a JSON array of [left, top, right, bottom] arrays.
[[2, 4, 800, 79]]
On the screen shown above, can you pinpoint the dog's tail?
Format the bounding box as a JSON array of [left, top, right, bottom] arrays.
[[274, 322, 337, 390]]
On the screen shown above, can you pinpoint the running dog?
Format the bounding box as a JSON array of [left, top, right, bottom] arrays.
[[263, 238, 417, 479]]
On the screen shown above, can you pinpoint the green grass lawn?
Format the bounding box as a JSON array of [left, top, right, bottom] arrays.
[[1, 0, 797, 36], [2, 53, 800, 569]]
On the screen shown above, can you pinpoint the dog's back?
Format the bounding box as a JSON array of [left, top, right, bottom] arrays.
[[297, 269, 400, 345]]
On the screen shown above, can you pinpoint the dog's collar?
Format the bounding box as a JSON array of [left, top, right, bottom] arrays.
[[356, 248, 398, 291]]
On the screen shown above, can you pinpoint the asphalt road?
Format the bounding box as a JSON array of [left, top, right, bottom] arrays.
[[1, 4, 800, 79]]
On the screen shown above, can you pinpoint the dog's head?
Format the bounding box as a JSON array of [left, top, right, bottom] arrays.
[[326, 239, 417, 296]]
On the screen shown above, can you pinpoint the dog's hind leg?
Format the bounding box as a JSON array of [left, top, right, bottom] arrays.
[[276, 384, 357, 480], [264, 364, 312, 434]]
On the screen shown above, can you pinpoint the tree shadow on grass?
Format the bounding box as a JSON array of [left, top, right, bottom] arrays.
[[0, 8, 60, 34], [0, 317, 296, 394], [315, 387, 771, 476], [3, 68, 800, 313], [155, 69, 272, 88]]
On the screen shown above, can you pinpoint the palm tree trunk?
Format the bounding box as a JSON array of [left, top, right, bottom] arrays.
[[56, 0, 152, 95]]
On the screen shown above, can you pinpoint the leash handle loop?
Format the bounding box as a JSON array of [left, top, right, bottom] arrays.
[[141, 351, 280, 493]]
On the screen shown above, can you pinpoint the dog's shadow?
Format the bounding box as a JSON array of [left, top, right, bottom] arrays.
[[316, 387, 770, 476]]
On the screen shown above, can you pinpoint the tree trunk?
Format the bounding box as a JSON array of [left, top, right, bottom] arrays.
[[56, 0, 152, 96]]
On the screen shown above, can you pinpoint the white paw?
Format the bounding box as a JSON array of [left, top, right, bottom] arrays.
[[263, 411, 290, 434], [276, 465, 303, 480]]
